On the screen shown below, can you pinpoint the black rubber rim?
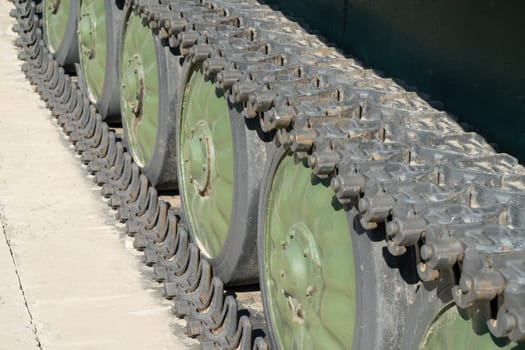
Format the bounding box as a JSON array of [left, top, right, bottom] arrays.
[[258, 148, 425, 349], [43, 0, 79, 70], [95, 0, 125, 122], [176, 61, 270, 286], [76, 0, 125, 122], [120, 8, 181, 189]]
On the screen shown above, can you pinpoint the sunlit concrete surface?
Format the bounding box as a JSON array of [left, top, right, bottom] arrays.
[[0, 3, 197, 349]]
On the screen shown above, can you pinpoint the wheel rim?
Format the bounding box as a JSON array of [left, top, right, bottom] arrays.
[[263, 154, 356, 349], [78, 0, 107, 102], [44, 0, 71, 53], [178, 66, 234, 258], [419, 304, 524, 349], [120, 11, 159, 167]]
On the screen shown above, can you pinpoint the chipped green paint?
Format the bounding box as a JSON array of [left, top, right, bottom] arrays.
[[264, 153, 356, 349], [178, 66, 234, 258], [78, 0, 107, 102], [120, 11, 158, 167]]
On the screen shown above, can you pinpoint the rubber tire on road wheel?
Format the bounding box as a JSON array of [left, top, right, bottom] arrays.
[[258, 148, 425, 349], [43, 0, 79, 71], [76, 0, 126, 122], [120, 10, 181, 189], [177, 61, 271, 286], [209, 111, 271, 286]]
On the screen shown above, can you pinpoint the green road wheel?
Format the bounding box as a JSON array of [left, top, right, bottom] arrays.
[[78, 0, 107, 102], [419, 304, 525, 350], [177, 63, 267, 285], [259, 149, 425, 349], [43, 0, 79, 68], [119, 8, 181, 188], [260, 152, 356, 349], [179, 66, 233, 258], [77, 0, 125, 121], [44, 0, 71, 52], [120, 10, 158, 167]]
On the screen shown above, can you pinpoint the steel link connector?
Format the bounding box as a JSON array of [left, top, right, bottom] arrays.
[[178, 31, 200, 55], [215, 69, 242, 91], [202, 57, 227, 78], [290, 128, 317, 153], [13, 0, 525, 346], [453, 270, 506, 309], [331, 172, 365, 204], [420, 239, 464, 270], [230, 80, 257, 103], [386, 217, 426, 247], [308, 150, 341, 176], [358, 194, 395, 229], [189, 44, 215, 63], [246, 91, 275, 118]]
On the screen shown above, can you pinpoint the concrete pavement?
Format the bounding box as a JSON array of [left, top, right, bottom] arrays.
[[0, 2, 198, 349]]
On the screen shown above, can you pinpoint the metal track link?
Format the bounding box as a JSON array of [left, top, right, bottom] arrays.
[[11, 0, 525, 345], [10, 1, 268, 348], [127, 0, 525, 343]]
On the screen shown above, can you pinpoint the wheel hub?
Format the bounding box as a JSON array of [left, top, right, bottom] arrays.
[[178, 66, 234, 258], [183, 122, 212, 195], [122, 55, 144, 122], [274, 222, 323, 323], [120, 11, 159, 167], [264, 155, 356, 349], [78, 13, 94, 59]]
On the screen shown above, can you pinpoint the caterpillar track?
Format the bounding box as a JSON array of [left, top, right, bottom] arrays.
[[9, 0, 525, 349]]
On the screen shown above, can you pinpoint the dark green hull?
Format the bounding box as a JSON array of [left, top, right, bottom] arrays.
[[264, 0, 525, 160]]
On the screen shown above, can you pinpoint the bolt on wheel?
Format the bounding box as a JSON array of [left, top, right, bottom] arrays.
[[119, 9, 180, 188], [258, 149, 427, 349], [179, 66, 233, 258], [259, 151, 356, 349], [120, 10, 157, 168], [43, 0, 78, 68], [177, 62, 267, 285]]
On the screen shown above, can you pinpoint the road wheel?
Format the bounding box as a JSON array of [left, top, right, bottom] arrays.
[[77, 0, 125, 121], [259, 149, 421, 349], [43, 0, 78, 69], [119, 9, 180, 188], [177, 62, 268, 285], [405, 273, 525, 350]]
